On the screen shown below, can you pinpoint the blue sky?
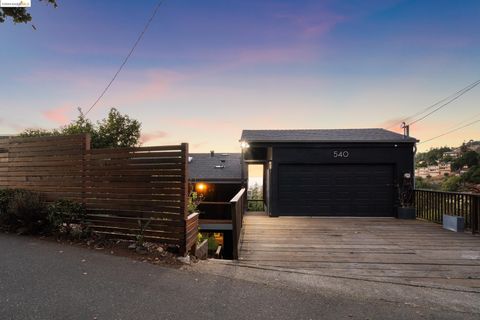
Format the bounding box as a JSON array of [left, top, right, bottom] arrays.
[[1, 0, 479, 151]]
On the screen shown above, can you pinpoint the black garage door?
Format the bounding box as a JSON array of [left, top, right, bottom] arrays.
[[277, 164, 394, 216]]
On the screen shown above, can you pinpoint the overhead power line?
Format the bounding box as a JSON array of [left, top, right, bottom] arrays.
[[85, 0, 165, 116], [387, 91, 462, 130], [386, 79, 480, 129], [408, 80, 480, 126], [419, 117, 480, 144], [444, 110, 480, 132]]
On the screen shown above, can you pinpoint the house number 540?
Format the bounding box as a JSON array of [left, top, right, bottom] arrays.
[[333, 151, 349, 158]]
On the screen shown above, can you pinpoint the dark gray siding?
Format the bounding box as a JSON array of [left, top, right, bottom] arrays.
[[267, 142, 414, 216]]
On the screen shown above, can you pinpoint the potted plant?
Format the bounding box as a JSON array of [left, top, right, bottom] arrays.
[[397, 174, 416, 219]]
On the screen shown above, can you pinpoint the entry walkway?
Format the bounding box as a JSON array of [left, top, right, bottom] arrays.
[[239, 213, 480, 291]]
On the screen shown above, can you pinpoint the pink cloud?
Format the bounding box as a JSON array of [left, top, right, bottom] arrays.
[[235, 46, 316, 65], [18, 67, 186, 113], [376, 117, 408, 131], [123, 69, 185, 103], [140, 130, 168, 144], [43, 105, 72, 125], [274, 10, 346, 38]]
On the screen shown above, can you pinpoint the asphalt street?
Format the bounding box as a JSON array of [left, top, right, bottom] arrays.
[[0, 233, 477, 320]]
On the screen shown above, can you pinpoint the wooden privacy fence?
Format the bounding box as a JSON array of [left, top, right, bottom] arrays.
[[0, 134, 197, 253], [415, 189, 480, 233]]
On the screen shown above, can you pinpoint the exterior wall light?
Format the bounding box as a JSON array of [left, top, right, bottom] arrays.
[[196, 182, 207, 193], [240, 141, 250, 149]]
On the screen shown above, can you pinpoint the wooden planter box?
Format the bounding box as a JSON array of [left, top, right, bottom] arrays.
[[195, 239, 208, 260], [443, 214, 464, 232]]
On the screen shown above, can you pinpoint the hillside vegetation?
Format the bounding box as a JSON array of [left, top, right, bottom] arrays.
[[415, 140, 480, 193]]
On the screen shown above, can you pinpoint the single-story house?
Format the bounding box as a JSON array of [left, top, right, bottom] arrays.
[[240, 128, 418, 217]]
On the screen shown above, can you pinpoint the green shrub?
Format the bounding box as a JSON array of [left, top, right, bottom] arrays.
[[0, 188, 17, 226], [415, 177, 438, 190], [441, 176, 462, 192], [6, 189, 47, 234], [187, 191, 203, 214], [462, 165, 480, 184], [47, 199, 86, 235], [0, 188, 15, 214]]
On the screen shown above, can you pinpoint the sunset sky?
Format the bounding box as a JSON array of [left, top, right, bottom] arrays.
[[1, 0, 479, 152]]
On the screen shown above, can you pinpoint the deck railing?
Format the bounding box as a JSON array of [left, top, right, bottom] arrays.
[[230, 188, 246, 259], [415, 189, 480, 233]]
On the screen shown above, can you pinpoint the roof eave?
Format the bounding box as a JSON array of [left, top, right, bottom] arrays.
[[245, 139, 418, 144], [188, 178, 243, 183]]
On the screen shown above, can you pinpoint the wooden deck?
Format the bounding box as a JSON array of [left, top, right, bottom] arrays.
[[239, 213, 480, 290]]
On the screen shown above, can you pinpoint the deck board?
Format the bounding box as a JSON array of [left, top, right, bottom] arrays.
[[239, 214, 480, 290]]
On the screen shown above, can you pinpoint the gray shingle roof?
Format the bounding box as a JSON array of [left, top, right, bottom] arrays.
[[241, 128, 417, 143], [188, 152, 242, 182]]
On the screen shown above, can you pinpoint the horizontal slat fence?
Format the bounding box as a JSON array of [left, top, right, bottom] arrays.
[[0, 134, 195, 253], [415, 189, 480, 233], [0, 135, 86, 200]]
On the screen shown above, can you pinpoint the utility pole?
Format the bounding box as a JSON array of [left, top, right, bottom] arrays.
[[401, 122, 410, 137]]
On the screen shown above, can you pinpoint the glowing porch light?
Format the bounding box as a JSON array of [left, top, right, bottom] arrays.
[[240, 141, 250, 149], [196, 182, 207, 193]]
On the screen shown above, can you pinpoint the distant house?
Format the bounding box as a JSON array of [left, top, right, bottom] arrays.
[[416, 163, 452, 178], [459, 165, 470, 175], [415, 167, 430, 178], [438, 163, 452, 176], [443, 150, 460, 159]]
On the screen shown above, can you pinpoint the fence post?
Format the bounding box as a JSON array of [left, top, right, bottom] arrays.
[[181, 143, 189, 220], [473, 195, 480, 234], [180, 143, 195, 255], [231, 202, 238, 260], [81, 134, 91, 207]]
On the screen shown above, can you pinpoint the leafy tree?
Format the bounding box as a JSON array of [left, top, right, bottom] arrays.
[[442, 155, 454, 163], [462, 166, 480, 184], [95, 108, 141, 148], [451, 151, 479, 171], [441, 176, 462, 192], [0, 0, 56, 26], [21, 128, 59, 137], [20, 108, 141, 149], [415, 147, 451, 166], [248, 183, 264, 211], [415, 177, 438, 190]]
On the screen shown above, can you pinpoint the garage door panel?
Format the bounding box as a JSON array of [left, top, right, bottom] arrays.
[[277, 164, 394, 216]]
